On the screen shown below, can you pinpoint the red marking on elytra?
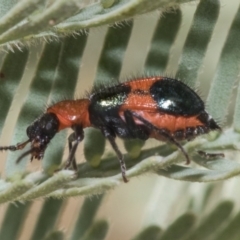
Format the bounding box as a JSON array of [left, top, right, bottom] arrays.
[[0, 76, 221, 182]]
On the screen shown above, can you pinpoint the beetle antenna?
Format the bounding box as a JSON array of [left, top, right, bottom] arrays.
[[0, 139, 30, 152]]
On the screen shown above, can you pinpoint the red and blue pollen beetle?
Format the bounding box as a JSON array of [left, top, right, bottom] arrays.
[[0, 76, 220, 182]]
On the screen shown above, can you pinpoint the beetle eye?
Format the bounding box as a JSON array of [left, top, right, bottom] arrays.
[[45, 122, 53, 131]]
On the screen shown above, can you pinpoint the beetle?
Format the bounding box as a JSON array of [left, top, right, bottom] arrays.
[[0, 76, 221, 182]]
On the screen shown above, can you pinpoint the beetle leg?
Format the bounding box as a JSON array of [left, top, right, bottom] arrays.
[[64, 125, 84, 171], [101, 127, 128, 183], [197, 150, 224, 159], [123, 110, 150, 140], [129, 111, 190, 164]]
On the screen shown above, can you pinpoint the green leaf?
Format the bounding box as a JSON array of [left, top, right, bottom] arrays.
[[0, 0, 18, 18], [43, 33, 88, 172], [30, 199, 63, 240], [159, 213, 196, 240], [84, 128, 106, 167], [0, 0, 44, 34], [145, 9, 182, 72], [212, 210, 240, 240], [176, 0, 220, 88], [43, 231, 65, 240], [233, 76, 240, 132], [70, 195, 104, 240], [0, 202, 31, 240], [0, 1, 240, 239], [4, 41, 60, 176], [94, 21, 133, 83], [0, 49, 29, 133], [0, 0, 194, 49], [131, 225, 162, 240], [185, 201, 234, 240], [207, 3, 240, 124], [81, 220, 109, 240], [124, 138, 145, 158]]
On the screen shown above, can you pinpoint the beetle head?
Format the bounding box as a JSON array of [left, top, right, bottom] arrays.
[[26, 112, 59, 160]]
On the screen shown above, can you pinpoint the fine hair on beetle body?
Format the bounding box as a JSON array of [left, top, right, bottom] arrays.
[[0, 76, 222, 183]]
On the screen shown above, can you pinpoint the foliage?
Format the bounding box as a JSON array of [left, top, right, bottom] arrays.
[[0, 0, 240, 239]]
